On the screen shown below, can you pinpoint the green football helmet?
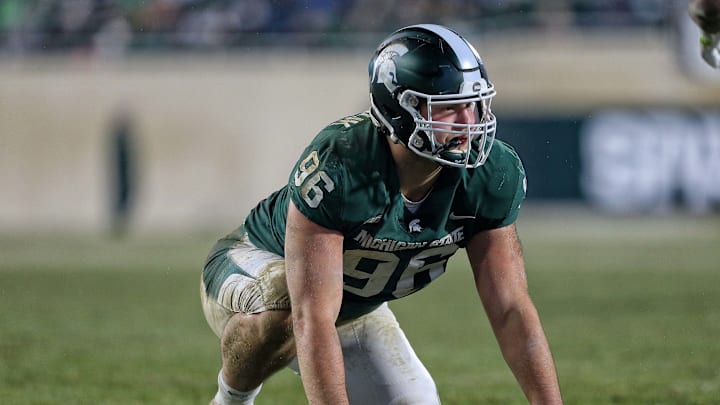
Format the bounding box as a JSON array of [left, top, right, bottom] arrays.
[[369, 24, 497, 168]]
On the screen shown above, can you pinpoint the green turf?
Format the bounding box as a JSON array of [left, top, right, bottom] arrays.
[[1, 211, 719, 404]]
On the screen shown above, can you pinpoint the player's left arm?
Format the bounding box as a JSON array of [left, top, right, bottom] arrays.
[[466, 224, 563, 405]]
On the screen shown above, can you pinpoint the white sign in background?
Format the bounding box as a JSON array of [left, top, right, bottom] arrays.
[[581, 110, 720, 213]]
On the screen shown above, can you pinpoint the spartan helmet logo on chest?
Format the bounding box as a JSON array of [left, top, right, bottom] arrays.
[[408, 218, 423, 233]]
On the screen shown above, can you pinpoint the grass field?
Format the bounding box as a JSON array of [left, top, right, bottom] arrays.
[[1, 207, 719, 404]]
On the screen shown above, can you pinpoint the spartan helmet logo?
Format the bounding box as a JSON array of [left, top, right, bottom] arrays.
[[372, 43, 409, 93]]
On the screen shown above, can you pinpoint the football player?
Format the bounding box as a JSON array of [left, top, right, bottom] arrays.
[[689, 0, 720, 67], [201, 24, 563, 405]]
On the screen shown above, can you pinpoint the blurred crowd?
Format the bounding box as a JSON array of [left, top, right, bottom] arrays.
[[0, 0, 678, 55]]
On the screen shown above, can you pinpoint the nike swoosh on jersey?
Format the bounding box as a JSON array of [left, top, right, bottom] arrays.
[[449, 212, 475, 220]]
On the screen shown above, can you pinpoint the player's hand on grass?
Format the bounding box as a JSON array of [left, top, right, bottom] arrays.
[[689, 0, 720, 68]]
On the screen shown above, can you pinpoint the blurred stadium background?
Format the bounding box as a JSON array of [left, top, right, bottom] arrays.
[[1, 0, 719, 233], [1, 1, 719, 404]]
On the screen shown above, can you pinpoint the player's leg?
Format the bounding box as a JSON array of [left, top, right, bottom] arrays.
[[203, 303, 294, 404], [201, 230, 295, 405], [223, 311, 295, 383], [338, 303, 441, 405]]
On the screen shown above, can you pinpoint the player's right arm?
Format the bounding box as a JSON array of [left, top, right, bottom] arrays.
[[284, 200, 349, 405]]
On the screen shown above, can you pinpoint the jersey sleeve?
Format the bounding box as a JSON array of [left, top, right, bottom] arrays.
[[496, 160, 526, 227], [465, 141, 527, 235], [287, 137, 346, 231], [491, 142, 526, 228]]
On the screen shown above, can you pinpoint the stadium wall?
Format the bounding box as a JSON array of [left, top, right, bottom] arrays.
[[1, 34, 719, 233]]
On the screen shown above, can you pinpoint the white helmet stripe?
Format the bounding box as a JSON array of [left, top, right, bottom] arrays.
[[405, 24, 482, 69]]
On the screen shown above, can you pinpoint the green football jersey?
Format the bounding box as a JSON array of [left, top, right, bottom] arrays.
[[242, 111, 526, 320]]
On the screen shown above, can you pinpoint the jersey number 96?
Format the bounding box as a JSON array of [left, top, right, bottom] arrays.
[[294, 151, 335, 208]]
